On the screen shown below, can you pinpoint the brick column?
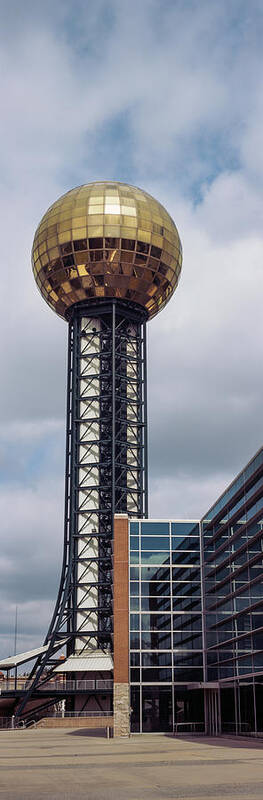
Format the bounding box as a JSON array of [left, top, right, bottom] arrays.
[[113, 513, 130, 736]]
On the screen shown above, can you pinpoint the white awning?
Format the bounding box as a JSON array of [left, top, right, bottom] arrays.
[[54, 652, 113, 673], [0, 645, 49, 670]]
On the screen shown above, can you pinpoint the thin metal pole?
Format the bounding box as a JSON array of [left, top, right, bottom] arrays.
[[112, 302, 116, 531], [143, 322, 148, 518], [14, 606, 18, 690], [253, 679, 257, 734], [14, 606, 18, 655], [71, 315, 79, 649]]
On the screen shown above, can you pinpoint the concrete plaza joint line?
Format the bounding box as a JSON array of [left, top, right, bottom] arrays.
[[0, 731, 263, 800]]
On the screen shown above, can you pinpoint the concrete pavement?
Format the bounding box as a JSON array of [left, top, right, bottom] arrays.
[[0, 730, 263, 799]]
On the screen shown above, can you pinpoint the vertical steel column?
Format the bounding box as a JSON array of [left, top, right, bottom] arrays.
[[71, 315, 80, 651], [143, 322, 148, 518], [111, 302, 116, 533]]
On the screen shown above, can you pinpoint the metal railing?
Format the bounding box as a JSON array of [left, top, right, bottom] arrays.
[[52, 711, 113, 718], [0, 679, 113, 693], [174, 722, 205, 735], [0, 712, 113, 729], [16, 719, 37, 729], [222, 722, 263, 737], [0, 717, 13, 729]]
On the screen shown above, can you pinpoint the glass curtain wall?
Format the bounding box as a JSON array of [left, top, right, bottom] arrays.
[[202, 447, 263, 734], [129, 520, 204, 733]]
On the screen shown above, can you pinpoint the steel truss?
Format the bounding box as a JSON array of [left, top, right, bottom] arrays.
[[16, 299, 148, 717]]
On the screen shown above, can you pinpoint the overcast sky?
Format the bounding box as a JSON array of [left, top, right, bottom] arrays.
[[1, 0, 263, 658]]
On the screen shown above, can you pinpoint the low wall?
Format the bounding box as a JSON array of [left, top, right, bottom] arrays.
[[36, 716, 114, 729]]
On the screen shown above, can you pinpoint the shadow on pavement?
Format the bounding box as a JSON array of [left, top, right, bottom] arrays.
[[165, 734, 263, 749], [66, 727, 107, 737]]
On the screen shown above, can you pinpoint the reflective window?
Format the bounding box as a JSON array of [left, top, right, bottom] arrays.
[[141, 581, 171, 596], [141, 614, 171, 631], [141, 522, 169, 535], [202, 449, 263, 684], [141, 566, 170, 581], [141, 536, 170, 550], [130, 536, 139, 550], [130, 567, 139, 580], [130, 632, 140, 649], [141, 632, 171, 649], [130, 552, 140, 564], [130, 582, 139, 596], [130, 597, 140, 611], [130, 522, 139, 534], [129, 518, 202, 690], [142, 652, 172, 666], [171, 522, 199, 536], [142, 668, 172, 682], [140, 552, 170, 565], [130, 652, 140, 666], [141, 596, 171, 612]]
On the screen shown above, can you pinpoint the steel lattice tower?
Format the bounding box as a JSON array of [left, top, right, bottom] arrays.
[[16, 181, 182, 718], [63, 299, 148, 655]]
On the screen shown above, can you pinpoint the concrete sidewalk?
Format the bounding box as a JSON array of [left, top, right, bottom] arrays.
[[0, 730, 263, 799]]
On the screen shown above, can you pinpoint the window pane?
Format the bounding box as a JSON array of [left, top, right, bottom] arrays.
[[141, 566, 170, 580], [141, 614, 171, 631], [141, 581, 170, 596], [141, 537, 170, 550], [142, 668, 172, 682], [141, 632, 171, 649], [130, 632, 140, 649], [130, 614, 140, 631], [141, 552, 170, 565], [130, 536, 139, 550], [141, 522, 169, 535], [142, 652, 172, 666], [171, 522, 199, 536], [130, 582, 139, 596], [130, 522, 139, 534], [130, 668, 140, 682], [130, 552, 139, 564], [130, 567, 139, 579], [141, 596, 171, 612], [130, 597, 139, 611]]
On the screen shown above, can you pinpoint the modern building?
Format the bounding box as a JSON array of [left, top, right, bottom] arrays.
[[119, 445, 263, 735], [1, 181, 262, 736], [202, 446, 263, 736]]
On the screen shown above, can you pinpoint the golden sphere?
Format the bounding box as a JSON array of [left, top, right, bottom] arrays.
[[32, 181, 182, 320]]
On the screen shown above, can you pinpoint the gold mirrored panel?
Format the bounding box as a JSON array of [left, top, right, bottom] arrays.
[[32, 181, 182, 320]]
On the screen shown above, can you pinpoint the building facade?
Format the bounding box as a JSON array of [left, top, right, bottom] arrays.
[[112, 447, 263, 735], [128, 518, 203, 733], [202, 446, 263, 735], [1, 446, 263, 733]]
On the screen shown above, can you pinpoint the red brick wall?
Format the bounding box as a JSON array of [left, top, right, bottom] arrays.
[[113, 515, 129, 684], [37, 716, 113, 729]]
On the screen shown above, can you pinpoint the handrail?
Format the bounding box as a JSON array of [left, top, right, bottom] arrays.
[[174, 721, 205, 734], [0, 678, 113, 693], [53, 711, 112, 717]]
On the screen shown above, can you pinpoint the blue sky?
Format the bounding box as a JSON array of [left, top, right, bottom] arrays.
[[1, 0, 263, 657]]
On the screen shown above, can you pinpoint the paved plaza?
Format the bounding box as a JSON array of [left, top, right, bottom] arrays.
[[0, 730, 263, 799]]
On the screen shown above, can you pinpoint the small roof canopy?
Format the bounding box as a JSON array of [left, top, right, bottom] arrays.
[[0, 645, 49, 670], [54, 651, 113, 673]]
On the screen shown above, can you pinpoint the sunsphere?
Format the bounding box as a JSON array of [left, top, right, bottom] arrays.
[[14, 181, 182, 722], [32, 181, 182, 320]]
